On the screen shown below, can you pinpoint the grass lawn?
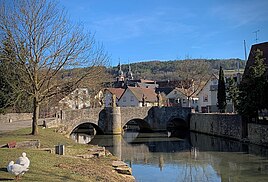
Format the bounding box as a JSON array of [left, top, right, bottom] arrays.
[[0, 127, 134, 182]]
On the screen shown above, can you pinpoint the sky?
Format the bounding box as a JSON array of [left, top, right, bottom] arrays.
[[59, 0, 268, 66]]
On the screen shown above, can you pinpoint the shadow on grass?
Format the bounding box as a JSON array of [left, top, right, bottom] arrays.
[[0, 179, 13, 181], [0, 167, 7, 172], [0, 168, 13, 181]]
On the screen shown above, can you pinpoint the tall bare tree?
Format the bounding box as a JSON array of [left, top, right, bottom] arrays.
[[176, 60, 211, 107], [0, 0, 108, 135]]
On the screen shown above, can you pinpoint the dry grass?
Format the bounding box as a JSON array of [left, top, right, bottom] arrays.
[[0, 127, 135, 182]]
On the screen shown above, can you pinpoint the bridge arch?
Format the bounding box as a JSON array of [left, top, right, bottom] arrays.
[[123, 118, 152, 132], [166, 117, 189, 138], [70, 121, 104, 136], [167, 117, 189, 130]]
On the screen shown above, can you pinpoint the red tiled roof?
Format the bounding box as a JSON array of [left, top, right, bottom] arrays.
[[105, 88, 125, 99], [128, 87, 157, 102]]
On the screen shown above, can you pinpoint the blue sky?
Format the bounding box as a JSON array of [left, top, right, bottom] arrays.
[[59, 0, 268, 66]]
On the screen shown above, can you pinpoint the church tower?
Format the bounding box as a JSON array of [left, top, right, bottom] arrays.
[[126, 64, 133, 80], [116, 62, 124, 82]]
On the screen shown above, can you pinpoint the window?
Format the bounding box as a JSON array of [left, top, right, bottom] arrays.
[[183, 99, 186, 103], [130, 96, 134, 101], [123, 96, 126, 102], [203, 95, 208, 102], [174, 91, 177, 94]]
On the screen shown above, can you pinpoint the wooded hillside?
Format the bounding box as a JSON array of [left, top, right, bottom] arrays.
[[108, 59, 245, 80]]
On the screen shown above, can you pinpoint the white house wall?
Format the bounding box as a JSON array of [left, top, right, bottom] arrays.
[[166, 89, 197, 108], [59, 88, 91, 109], [118, 89, 139, 107], [197, 82, 212, 112]]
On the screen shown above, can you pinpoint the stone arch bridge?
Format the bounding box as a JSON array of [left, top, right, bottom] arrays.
[[57, 106, 192, 135]]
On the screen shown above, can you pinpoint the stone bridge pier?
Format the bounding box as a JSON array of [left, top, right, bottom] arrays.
[[57, 106, 192, 135]]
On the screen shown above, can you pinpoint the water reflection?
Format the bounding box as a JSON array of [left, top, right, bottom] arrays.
[[70, 131, 268, 182], [72, 130, 268, 182]]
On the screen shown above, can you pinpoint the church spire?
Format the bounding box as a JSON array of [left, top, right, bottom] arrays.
[[126, 64, 133, 80], [117, 60, 124, 81]]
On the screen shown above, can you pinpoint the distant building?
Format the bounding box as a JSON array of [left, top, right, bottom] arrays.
[[196, 74, 218, 113], [104, 88, 125, 107], [58, 88, 90, 110], [118, 87, 158, 107], [196, 73, 240, 113], [155, 87, 173, 106], [166, 88, 198, 108]]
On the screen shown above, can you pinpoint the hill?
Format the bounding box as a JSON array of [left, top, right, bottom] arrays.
[[107, 59, 245, 81]]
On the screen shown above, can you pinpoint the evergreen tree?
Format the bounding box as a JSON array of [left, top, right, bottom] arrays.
[[238, 49, 267, 121], [226, 77, 239, 113], [0, 40, 33, 113], [217, 66, 227, 113]]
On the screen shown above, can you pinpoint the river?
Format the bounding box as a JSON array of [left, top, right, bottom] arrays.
[[72, 130, 268, 182]]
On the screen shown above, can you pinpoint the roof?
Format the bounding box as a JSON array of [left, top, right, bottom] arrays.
[[155, 87, 173, 95], [139, 79, 155, 83], [196, 73, 218, 96], [105, 88, 125, 99], [126, 87, 157, 102], [244, 41, 268, 78]]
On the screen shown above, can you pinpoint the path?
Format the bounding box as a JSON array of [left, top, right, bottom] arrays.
[[0, 118, 55, 133]]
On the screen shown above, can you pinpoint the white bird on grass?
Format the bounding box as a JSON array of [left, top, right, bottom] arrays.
[[16, 152, 30, 168], [7, 161, 29, 180]]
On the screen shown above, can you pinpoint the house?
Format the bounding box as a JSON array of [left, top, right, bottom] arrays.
[[166, 88, 198, 108], [58, 88, 90, 110], [155, 87, 173, 106], [104, 88, 125, 107], [196, 74, 218, 112], [118, 87, 158, 107], [197, 73, 237, 113]]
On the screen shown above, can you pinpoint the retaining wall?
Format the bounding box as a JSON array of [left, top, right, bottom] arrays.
[[0, 113, 32, 123], [248, 123, 268, 147], [190, 113, 242, 140]]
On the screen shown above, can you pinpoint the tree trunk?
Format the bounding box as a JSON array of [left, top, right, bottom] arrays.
[[32, 97, 39, 135]]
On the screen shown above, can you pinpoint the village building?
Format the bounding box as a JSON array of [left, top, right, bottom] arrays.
[[104, 88, 125, 107], [196, 72, 241, 113], [58, 88, 91, 110], [118, 87, 158, 107], [166, 88, 198, 108]]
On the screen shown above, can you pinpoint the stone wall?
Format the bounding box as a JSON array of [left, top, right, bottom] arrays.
[[248, 123, 268, 147], [120, 107, 151, 127], [120, 107, 191, 131], [190, 113, 242, 140], [0, 113, 32, 123]]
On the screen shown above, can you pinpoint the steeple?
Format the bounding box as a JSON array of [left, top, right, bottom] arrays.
[[126, 64, 133, 80], [117, 61, 124, 81]]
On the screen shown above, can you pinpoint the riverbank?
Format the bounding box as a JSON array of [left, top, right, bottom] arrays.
[[0, 127, 135, 182]]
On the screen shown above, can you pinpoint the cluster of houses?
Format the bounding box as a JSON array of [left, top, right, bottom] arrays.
[[55, 64, 238, 113], [53, 42, 268, 114]]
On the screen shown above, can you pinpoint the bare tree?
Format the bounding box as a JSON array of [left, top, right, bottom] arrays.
[[176, 60, 211, 107], [0, 0, 108, 135]]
